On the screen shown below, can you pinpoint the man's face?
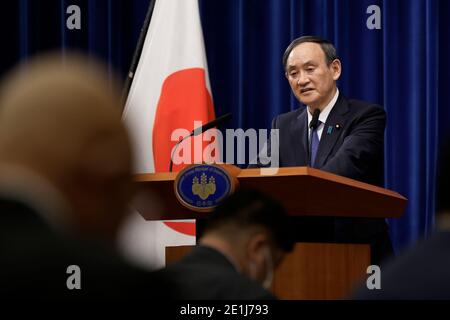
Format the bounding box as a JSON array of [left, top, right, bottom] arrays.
[[285, 42, 341, 110]]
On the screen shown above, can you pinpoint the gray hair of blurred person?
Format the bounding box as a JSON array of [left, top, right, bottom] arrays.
[[0, 53, 134, 243]]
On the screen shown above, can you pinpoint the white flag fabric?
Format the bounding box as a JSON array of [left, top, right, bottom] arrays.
[[120, 0, 215, 270]]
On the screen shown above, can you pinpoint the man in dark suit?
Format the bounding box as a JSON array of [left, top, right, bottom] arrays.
[[255, 36, 392, 265], [0, 54, 170, 299], [155, 189, 295, 300], [353, 140, 450, 299]]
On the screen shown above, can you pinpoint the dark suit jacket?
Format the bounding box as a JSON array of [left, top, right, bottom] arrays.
[[258, 94, 392, 264], [0, 197, 170, 299], [155, 245, 275, 300], [353, 231, 450, 299], [273, 94, 385, 187]]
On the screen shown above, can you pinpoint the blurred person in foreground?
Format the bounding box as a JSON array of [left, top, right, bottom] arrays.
[[353, 139, 450, 299], [155, 188, 296, 299], [0, 53, 168, 299]]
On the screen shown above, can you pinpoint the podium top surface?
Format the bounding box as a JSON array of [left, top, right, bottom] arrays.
[[133, 166, 407, 221]]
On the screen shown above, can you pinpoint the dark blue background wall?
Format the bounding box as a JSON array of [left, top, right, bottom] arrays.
[[1, 0, 449, 253]]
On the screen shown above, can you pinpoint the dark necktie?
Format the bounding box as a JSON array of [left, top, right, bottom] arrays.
[[310, 121, 321, 167]]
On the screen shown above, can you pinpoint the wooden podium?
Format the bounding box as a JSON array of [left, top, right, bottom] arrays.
[[134, 166, 407, 300]]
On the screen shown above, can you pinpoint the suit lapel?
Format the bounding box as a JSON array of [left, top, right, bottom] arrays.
[[314, 95, 349, 168], [291, 108, 309, 165]]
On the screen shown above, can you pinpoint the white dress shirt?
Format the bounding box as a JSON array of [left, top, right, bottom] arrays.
[[307, 88, 340, 142]]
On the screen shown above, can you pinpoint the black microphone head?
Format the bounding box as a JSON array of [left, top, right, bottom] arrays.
[[309, 109, 320, 129], [215, 112, 232, 124], [192, 113, 232, 136]]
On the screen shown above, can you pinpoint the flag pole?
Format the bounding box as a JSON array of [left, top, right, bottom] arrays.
[[121, 0, 157, 108]]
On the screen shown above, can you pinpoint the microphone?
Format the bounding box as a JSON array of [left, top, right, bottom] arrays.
[[169, 113, 232, 172], [309, 109, 320, 130], [191, 113, 232, 136]]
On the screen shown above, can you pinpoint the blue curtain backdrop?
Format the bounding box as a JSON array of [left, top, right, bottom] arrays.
[[1, 0, 449, 253]]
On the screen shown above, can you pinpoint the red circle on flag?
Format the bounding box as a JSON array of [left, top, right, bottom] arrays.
[[163, 221, 197, 237]]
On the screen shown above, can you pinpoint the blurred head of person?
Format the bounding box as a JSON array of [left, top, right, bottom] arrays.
[[0, 53, 133, 243], [283, 36, 341, 112], [437, 138, 450, 230], [199, 189, 295, 290]]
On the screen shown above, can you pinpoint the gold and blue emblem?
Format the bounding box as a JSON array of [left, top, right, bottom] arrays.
[[175, 164, 234, 212]]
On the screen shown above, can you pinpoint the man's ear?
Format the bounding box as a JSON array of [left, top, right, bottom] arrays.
[[330, 59, 341, 81], [246, 232, 269, 263], [244, 232, 272, 283]]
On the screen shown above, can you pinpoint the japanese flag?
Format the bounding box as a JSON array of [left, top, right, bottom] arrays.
[[120, 0, 215, 269]]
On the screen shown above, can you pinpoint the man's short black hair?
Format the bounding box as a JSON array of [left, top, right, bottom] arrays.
[[202, 189, 295, 252], [282, 36, 338, 71]]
